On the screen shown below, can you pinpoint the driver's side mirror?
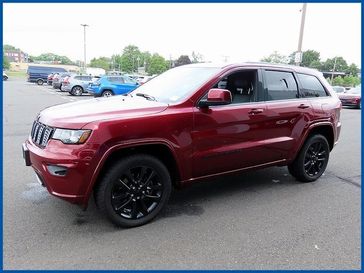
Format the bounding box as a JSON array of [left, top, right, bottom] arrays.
[[198, 88, 232, 107]]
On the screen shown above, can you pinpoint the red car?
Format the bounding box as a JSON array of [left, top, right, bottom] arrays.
[[338, 85, 361, 109], [23, 63, 342, 227]]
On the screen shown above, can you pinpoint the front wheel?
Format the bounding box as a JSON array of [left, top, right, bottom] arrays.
[[95, 154, 172, 227], [288, 134, 330, 182], [37, 79, 44, 85], [3, 76, 8, 81]]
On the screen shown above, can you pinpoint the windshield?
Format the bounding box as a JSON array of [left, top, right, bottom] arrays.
[[129, 66, 221, 103], [347, 86, 361, 94]]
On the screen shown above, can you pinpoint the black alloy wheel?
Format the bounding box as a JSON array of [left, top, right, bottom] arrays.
[[303, 141, 328, 177], [288, 134, 330, 182], [95, 155, 171, 227]]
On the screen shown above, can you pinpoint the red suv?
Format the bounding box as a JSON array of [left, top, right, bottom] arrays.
[[22, 63, 342, 227]]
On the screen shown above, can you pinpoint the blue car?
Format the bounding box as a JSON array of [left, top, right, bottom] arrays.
[[87, 75, 139, 97]]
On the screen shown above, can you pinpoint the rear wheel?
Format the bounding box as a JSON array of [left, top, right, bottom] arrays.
[[102, 90, 113, 97], [95, 154, 172, 227], [37, 79, 44, 85], [71, 86, 83, 96], [288, 134, 330, 182], [3, 76, 8, 81]]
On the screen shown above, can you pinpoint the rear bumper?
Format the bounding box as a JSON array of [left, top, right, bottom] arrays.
[[61, 85, 71, 92], [22, 139, 97, 205]]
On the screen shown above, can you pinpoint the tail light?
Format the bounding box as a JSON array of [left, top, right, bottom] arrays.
[[63, 76, 70, 84]]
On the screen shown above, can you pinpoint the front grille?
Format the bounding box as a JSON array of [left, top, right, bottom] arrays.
[[31, 121, 54, 148]]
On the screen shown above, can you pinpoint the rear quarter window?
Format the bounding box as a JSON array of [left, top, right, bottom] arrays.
[[297, 73, 328, 97]]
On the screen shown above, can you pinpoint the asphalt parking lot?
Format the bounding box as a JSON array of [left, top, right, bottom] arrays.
[[3, 78, 361, 270]]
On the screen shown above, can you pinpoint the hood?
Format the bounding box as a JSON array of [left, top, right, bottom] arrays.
[[38, 95, 168, 129]]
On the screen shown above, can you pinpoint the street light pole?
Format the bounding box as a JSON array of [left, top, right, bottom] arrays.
[[81, 24, 89, 73], [296, 3, 307, 66]]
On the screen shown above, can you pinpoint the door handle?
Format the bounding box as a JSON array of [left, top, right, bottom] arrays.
[[298, 103, 310, 109], [248, 108, 264, 115]]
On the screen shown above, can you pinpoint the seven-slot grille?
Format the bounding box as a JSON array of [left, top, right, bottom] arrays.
[[31, 121, 54, 148]]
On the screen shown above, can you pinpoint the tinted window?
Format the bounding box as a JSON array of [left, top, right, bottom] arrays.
[[107, 77, 124, 83], [123, 76, 137, 84], [265, 71, 298, 100], [297, 73, 328, 97]]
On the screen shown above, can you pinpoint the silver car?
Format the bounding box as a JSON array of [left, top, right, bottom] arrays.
[[61, 75, 94, 96]]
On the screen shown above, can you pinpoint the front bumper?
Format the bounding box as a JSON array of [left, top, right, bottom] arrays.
[[22, 139, 97, 205]]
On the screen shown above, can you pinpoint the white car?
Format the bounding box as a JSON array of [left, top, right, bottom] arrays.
[[3, 71, 8, 81]]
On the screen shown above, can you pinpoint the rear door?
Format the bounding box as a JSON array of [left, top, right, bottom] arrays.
[[261, 69, 313, 161]]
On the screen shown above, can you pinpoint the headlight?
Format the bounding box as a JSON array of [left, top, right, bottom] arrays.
[[52, 129, 91, 144]]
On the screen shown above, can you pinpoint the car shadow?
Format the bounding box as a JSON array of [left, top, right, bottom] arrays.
[[53, 166, 300, 231]]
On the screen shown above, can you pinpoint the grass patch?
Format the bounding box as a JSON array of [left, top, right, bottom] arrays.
[[6, 71, 27, 78]]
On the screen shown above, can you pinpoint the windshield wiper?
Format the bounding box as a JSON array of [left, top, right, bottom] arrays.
[[135, 93, 157, 101]]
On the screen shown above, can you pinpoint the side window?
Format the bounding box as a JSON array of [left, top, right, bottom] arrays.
[[212, 70, 259, 104], [265, 71, 299, 101], [115, 77, 125, 83], [123, 76, 135, 84], [297, 73, 328, 97], [74, 76, 82, 80]]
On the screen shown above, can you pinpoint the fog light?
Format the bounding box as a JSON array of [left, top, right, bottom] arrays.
[[47, 165, 68, 176]]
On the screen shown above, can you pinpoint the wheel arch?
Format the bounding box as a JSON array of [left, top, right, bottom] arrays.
[[83, 141, 181, 207], [290, 122, 335, 162]]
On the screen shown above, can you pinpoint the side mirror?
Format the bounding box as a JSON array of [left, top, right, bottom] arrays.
[[198, 88, 232, 107]]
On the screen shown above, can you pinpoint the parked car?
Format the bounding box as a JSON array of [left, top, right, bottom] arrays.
[[47, 73, 57, 85], [27, 66, 67, 85], [3, 71, 8, 81], [332, 86, 346, 93], [52, 72, 73, 90], [22, 62, 341, 227], [61, 75, 93, 96], [338, 85, 361, 109], [87, 75, 139, 97]]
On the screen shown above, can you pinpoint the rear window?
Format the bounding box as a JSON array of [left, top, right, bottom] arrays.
[[297, 73, 328, 97], [265, 70, 299, 101]]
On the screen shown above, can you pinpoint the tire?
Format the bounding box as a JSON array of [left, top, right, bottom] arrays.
[[101, 90, 113, 97], [37, 79, 44, 85], [357, 100, 361, 109], [3, 76, 8, 81], [288, 134, 330, 182], [71, 86, 83, 96], [95, 154, 172, 228]]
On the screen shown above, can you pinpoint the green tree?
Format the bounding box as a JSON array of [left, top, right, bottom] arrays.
[[3, 44, 18, 51], [147, 54, 168, 75], [332, 76, 344, 86], [3, 53, 10, 70], [191, 51, 204, 63], [309, 60, 323, 70], [261, 51, 289, 64], [32, 53, 73, 65], [322, 57, 348, 72], [346, 63, 359, 76], [301, 50, 320, 67], [118, 45, 143, 73], [90, 57, 111, 71], [175, 55, 192, 67]]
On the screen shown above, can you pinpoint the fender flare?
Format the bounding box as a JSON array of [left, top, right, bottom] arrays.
[[82, 139, 180, 207]]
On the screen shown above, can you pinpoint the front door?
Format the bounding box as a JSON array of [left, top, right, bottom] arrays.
[[192, 69, 270, 178]]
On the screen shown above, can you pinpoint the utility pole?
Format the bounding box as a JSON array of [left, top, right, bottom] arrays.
[[81, 24, 89, 73], [296, 3, 307, 66], [331, 57, 338, 83]]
